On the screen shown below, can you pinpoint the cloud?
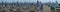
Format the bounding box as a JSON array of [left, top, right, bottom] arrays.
[[0, 0, 60, 3]]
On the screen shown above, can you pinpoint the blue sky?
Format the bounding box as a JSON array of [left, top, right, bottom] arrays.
[[0, 0, 60, 3]]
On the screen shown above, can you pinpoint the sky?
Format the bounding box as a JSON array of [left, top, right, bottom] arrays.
[[0, 0, 60, 3]]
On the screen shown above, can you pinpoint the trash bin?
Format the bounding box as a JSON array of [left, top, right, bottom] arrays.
[[51, 6, 55, 12]]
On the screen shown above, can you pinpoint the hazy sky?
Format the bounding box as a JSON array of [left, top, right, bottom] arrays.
[[0, 0, 60, 3]]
